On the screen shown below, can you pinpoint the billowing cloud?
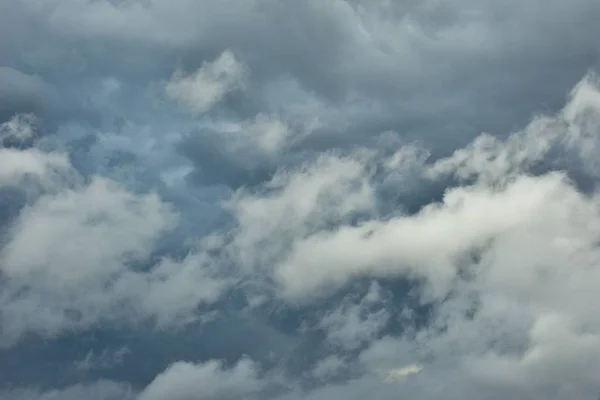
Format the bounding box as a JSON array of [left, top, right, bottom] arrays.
[[0, 117, 228, 348], [2, 0, 600, 399], [224, 74, 600, 302]]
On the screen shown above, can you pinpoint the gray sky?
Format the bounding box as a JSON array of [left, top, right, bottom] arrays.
[[1, 1, 600, 399]]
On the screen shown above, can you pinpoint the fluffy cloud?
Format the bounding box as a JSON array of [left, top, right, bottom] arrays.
[[227, 152, 375, 274], [0, 147, 70, 188], [0, 114, 71, 189], [2, 0, 600, 398], [181, 72, 600, 398], [224, 74, 600, 303], [0, 118, 227, 348]]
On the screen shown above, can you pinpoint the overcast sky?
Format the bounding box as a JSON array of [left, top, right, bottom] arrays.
[[1, 1, 600, 399]]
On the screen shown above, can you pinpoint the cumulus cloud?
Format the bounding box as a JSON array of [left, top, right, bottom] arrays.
[[3, 0, 600, 399], [221, 74, 600, 303], [162, 72, 600, 398], [226, 152, 375, 274], [0, 118, 228, 348], [335, 77, 600, 398], [0, 175, 166, 345]]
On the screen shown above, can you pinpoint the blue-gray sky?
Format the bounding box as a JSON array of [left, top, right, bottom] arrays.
[[1, 1, 600, 399]]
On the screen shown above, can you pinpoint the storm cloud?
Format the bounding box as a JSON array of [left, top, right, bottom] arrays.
[[1, 0, 600, 399]]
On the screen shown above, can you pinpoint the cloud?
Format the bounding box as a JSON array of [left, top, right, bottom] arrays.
[[0, 119, 228, 348], [138, 358, 267, 400], [2, 0, 600, 399], [0, 114, 38, 146], [0, 68, 54, 123], [226, 152, 375, 274], [178, 113, 300, 188], [218, 73, 600, 302], [296, 75, 600, 398], [156, 72, 600, 398], [74, 346, 131, 372], [377, 364, 423, 383], [165, 50, 245, 116], [427, 73, 600, 184], [0, 114, 74, 195], [0, 381, 133, 400], [0, 173, 228, 345], [1, 177, 174, 281], [318, 282, 389, 351], [0, 147, 70, 189]]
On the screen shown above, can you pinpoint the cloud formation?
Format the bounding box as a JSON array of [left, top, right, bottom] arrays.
[[2, 1, 600, 399], [165, 51, 246, 116], [0, 116, 227, 348]]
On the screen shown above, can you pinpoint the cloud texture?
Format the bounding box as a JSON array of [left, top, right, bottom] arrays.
[[1, 0, 600, 399]]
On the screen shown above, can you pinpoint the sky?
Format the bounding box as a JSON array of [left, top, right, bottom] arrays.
[[1, 0, 600, 399]]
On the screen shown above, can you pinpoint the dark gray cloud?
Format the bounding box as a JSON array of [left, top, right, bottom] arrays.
[[2, 1, 600, 399], [0, 68, 53, 123]]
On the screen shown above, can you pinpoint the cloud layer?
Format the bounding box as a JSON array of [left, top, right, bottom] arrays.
[[1, 1, 600, 399]]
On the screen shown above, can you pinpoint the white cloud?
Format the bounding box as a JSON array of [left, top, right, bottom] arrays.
[[0, 175, 173, 346], [220, 73, 600, 302], [1, 177, 175, 281], [3, 1, 600, 397], [274, 171, 578, 299], [0, 140, 228, 347], [185, 73, 600, 397], [165, 50, 245, 115], [138, 358, 265, 400], [0, 147, 71, 188], [227, 152, 376, 274], [0, 114, 72, 190], [427, 73, 600, 183], [127, 251, 229, 328], [284, 73, 600, 397]]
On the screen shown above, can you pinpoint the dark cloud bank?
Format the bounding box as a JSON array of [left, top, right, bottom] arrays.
[[1, 1, 600, 399]]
